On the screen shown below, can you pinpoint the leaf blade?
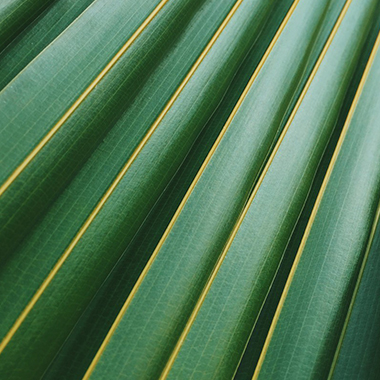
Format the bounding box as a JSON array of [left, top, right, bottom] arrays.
[[255, 25, 380, 380]]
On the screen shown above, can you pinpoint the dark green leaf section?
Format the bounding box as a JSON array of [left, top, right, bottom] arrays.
[[257, 26, 380, 380], [235, 4, 380, 377], [0, 0, 205, 259], [0, 0, 238, 345], [165, 1, 376, 378], [0, 0, 96, 90], [332, 216, 380, 380], [0, 1, 274, 378], [88, 0, 346, 378], [0, 0, 55, 51], [42, 2, 296, 378], [1, 0, 380, 379], [0, 0, 235, 347]]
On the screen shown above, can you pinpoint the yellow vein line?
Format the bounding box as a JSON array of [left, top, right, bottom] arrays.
[[0, 0, 243, 358], [159, 0, 353, 376], [82, 0, 301, 378], [252, 26, 380, 380], [0, 0, 170, 198], [327, 195, 380, 379]]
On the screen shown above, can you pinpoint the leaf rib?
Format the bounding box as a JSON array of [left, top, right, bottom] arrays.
[[0, 0, 244, 357], [158, 0, 352, 377], [0, 0, 98, 90], [252, 28, 380, 380], [327, 197, 380, 379], [0, 0, 170, 198], [81, 1, 301, 378]]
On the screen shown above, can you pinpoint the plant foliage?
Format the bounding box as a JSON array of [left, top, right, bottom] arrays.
[[0, 0, 380, 378]]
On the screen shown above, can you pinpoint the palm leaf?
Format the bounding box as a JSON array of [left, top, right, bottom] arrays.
[[82, 0, 358, 378], [1, 0, 380, 378], [0, 0, 55, 51], [235, 6, 380, 376], [0, 0, 274, 377], [0, 0, 96, 90], [43, 2, 297, 378], [331, 216, 380, 380], [254, 19, 380, 380], [160, 1, 378, 379]]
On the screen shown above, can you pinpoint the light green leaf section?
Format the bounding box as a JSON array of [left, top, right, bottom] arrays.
[[256, 25, 380, 380], [0, 0, 163, 182], [165, 0, 376, 378], [0, 0, 97, 90], [42, 2, 297, 378], [0, 0, 238, 345], [234, 5, 380, 377], [0, 0, 54, 51], [0, 0, 274, 378], [85, 0, 351, 378], [332, 215, 380, 380]]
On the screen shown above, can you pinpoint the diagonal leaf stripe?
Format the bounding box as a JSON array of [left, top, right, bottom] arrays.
[[162, 0, 380, 377], [0, 0, 193, 260], [253, 28, 380, 380], [0, 2, 279, 378], [328, 199, 380, 379], [0, 0, 170, 198], [0, 0, 98, 90], [82, 0, 300, 373], [158, 0, 352, 377], [0, 0, 55, 51], [2, 0, 380, 378], [0, 0, 240, 353], [0, 0, 245, 355], [40, 3, 297, 378], [82, 0, 348, 377], [233, 7, 380, 376], [331, 198, 380, 379]]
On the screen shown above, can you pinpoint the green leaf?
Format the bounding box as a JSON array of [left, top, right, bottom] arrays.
[[2, 0, 380, 378], [161, 0, 377, 378], [0, 0, 55, 51], [254, 21, 380, 380], [0, 0, 274, 377], [81, 0, 359, 378], [0, 0, 96, 90], [235, 4, 380, 377], [0, 0, 170, 257], [331, 213, 380, 380], [42, 2, 297, 378]]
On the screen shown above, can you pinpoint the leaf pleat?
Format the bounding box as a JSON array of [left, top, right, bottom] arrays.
[[0, 0, 275, 377], [42, 1, 297, 378], [0, 0, 97, 90], [0, 0, 186, 258], [160, 0, 378, 378], [0, 0, 240, 347], [235, 2, 380, 377], [1, 0, 380, 378], [254, 23, 380, 380], [81, 0, 359, 378], [331, 211, 380, 380], [0, 0, 55, 51]]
